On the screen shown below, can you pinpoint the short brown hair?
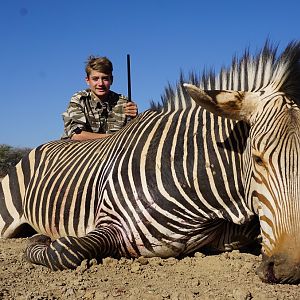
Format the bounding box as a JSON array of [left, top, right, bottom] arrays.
[[85, 56, 113, 77]]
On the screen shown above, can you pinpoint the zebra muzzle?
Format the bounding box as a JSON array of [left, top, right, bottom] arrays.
[[256, 254, 300, 284]]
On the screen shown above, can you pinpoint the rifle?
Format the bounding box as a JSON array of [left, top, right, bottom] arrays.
[[126, 54, 132, 122]]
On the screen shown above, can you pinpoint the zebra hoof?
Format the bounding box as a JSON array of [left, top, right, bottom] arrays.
[[28, 234, 51, 246]]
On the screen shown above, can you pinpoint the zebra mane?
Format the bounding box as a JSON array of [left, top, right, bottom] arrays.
[[151, 40, 300, 111]]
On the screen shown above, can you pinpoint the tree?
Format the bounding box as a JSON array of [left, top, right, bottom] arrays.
[[0, 144, 31, 177]]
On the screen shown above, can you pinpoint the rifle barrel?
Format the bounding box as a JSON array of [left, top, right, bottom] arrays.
[[127, 54, 132, 102]]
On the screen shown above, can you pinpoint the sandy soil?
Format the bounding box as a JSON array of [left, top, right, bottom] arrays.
[[0, 238, 299, 300]]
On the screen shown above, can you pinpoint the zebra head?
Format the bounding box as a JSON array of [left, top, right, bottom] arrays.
[[184, 41, 300, 284]]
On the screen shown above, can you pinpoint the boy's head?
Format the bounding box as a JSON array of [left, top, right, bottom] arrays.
[[85, 56, 113, 99], [85, 56, 113, 78]]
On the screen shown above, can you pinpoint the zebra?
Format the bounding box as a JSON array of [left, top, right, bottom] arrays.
[[1, 41, 300, 284]]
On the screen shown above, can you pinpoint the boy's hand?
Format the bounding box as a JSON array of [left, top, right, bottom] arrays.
[[124, 102, 138, 117]]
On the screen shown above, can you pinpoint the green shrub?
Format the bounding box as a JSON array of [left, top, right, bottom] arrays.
[[0, 144, 31, 177]]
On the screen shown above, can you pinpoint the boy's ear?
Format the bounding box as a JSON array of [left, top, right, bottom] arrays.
[[110, 75, 113, 84]]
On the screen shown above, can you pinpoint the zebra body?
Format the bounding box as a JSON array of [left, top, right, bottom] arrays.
[[1, 41, 300, 283], [2, 110, 253, 255]]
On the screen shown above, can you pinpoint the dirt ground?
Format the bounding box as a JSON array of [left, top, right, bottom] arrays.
[[0, 238, 299, 300]]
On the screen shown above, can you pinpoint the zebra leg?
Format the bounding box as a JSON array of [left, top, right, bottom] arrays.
[[204, 217, 261, 253], [24, 225, 125, 270], [0, 172, 26, 238]]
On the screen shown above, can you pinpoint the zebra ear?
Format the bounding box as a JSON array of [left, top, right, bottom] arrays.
[[183, 83, 260, 123]]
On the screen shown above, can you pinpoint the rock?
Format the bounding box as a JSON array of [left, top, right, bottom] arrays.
[[130, 262, 141, 273], [102, 257, 118, 266], [194, 252, 206, 258], [136, 256, 149, 265]]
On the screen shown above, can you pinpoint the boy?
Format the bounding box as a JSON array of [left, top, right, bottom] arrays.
[[61, 56, 138, 140]]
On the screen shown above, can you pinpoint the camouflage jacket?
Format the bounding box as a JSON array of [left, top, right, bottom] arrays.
[[61, 89, 128, 139]]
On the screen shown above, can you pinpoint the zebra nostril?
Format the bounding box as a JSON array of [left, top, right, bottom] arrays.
[[265, 261, 278, 283], [256, 257, 279, 283]]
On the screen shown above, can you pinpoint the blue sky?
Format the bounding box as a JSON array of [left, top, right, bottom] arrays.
[[1, 0, 299, 148]]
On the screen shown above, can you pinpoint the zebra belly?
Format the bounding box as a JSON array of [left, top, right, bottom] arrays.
[[135, 239, 186, 258], [23, 196, 97, 240], [118, 219, 216, 258], [131, 232, 216, 258]]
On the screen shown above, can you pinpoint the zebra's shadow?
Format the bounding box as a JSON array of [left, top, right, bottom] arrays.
[[216, 120, 250, 154]]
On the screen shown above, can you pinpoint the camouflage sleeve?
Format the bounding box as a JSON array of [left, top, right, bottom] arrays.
[[61, 94, 87, 139], [106, 96, 127, 134]]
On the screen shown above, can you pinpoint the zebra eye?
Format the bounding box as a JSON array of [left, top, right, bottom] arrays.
[[253, 155, 264, 166]]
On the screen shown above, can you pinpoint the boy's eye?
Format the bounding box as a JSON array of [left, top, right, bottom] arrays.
[[91, 76, 110, 81]]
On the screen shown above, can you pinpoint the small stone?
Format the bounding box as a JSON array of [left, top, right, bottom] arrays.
[[131, 262, 141, 273], [137, 256, 149, 265], [118, 257, 132, 265], [164, 257, 177, 265], [148, 257, 163, 266], [232, 289, 252, 300], [194, 252, 206, 258], [102, 257, 118, 266]]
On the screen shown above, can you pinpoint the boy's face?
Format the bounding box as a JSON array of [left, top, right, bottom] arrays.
[[86, 70, 113, 99]]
